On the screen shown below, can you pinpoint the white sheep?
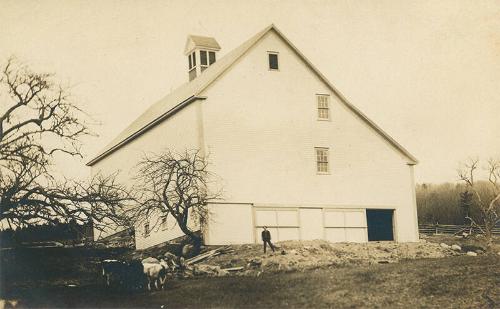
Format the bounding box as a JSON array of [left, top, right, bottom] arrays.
[[142, 259, 169, 290]]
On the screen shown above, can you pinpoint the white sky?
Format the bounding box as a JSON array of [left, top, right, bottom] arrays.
[[1, 0, 499, 184]]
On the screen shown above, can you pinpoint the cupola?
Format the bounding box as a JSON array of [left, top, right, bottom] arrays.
[[184, 35, 221, 81]]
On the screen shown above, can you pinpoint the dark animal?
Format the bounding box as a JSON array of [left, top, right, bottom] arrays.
[[101, 259, 146, 291], [102, 259, 125, 287]]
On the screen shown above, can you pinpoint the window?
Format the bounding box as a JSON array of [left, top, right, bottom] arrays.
[[317, 95, 330, 120], [161, 216, 168, 230], [315, 147, 329, 173], [198, 50, 216, 72], [188, 52, 196, 70], [200, 50, 207, 65], [209, 51, 216, 65], [200, 50, 208, 72], [144, 222, 150, 237], [189, 52, 197, 81], [268, 52, 279, 70]]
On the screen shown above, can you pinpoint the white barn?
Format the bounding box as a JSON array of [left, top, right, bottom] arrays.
[[88, 25, 419, 250]]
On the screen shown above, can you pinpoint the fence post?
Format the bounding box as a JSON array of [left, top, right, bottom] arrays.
[[435, 222, 439, 235]]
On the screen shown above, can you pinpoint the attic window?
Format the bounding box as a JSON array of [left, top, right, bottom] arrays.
[[268, 52, 279, 70], [317, 95, 330, 120]]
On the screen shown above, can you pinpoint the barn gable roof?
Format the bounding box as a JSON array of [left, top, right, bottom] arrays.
[[87, 24, 417, 166]]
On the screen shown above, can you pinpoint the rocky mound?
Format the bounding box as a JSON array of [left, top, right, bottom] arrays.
[[193, 240, 454, 276]]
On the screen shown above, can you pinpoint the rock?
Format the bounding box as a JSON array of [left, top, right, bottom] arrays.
[[216, 268, 230, 277], [451, 245, 461, 251], [466, 251, 478, 256], [475, 250, 484, 255], [440, 243, 450, 249], [142, 257, 159, 264], [462, 244, 485, 252], [194, 264, 223, 276], [247, 258, 262, 268], [281, 250, 286, 255]]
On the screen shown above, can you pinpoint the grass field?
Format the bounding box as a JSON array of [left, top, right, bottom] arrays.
[[2, 254, 499, 308]]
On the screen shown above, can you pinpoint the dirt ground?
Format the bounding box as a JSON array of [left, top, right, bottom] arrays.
[[2, 255, 499, 308], [1, 235, 499, 308]]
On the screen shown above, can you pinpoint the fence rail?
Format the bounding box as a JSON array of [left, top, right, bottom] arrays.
[[419, 224, 500, 235]]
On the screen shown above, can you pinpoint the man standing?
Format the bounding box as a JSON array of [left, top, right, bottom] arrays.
[[261, 226, 275, 253]]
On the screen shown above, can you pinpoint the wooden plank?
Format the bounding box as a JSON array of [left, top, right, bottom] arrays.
[[222, 266, 244, 271]]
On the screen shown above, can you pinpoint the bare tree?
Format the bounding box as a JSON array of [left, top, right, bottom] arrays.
[[458, 158, 500, 246], [132, 150, 221, 247], [0, 57, 132, 231]]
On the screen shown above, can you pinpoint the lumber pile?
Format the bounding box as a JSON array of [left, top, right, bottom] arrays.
[[185, 246, 233, 265], [180, 245, 239, 277]]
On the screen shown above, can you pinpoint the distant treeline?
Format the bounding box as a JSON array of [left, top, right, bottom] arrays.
[[416, 182, 495, 225], [0, 220, 93, 247]]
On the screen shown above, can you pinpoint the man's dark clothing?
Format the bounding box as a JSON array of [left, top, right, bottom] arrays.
[[261, 230, 275, 253]]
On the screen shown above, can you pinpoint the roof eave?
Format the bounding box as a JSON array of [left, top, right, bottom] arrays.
[[86, 95, 207, 166]]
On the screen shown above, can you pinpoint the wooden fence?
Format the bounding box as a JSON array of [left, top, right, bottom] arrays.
[[419, 224, 500, 235]]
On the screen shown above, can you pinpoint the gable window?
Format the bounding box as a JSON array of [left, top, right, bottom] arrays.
[[315, 147, 330, 174], [268, 52, 279, 70], [144, 222, 150, 237], [317, 94, 330, 120]]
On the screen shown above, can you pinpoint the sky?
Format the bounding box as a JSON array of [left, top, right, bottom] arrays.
[[1, 0, 499, 184]]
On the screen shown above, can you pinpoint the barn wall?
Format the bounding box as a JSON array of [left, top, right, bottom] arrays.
[[200, 30, 418, 242], [203, 203, 254, 245], [90, 102, 203, 248]]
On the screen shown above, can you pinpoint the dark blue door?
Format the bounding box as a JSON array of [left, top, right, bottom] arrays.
[[366, 209, 394, 241]]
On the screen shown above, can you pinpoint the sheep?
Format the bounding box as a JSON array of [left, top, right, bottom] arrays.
[[142, 259, 169, 291]]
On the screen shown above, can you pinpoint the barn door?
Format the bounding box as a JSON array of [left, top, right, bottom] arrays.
[[366, 209, 394, 241], [299, 208, 323, 240]]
